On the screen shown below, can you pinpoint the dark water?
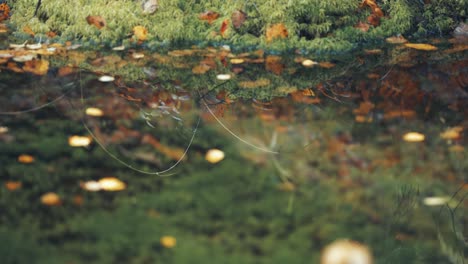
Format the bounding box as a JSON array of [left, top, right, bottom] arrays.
[[0, 38, 467, 263]]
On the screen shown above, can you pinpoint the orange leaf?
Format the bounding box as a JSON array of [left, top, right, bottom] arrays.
[[220, 19, 229, 38], [355, 22, 370, 32], [23, 60, 49, 75], [133, 26, 148, 41], [86, 15, 106, 29], [266, 23, 288, 43], [23, 26, 35, 36], [199, 11, 219, 24]]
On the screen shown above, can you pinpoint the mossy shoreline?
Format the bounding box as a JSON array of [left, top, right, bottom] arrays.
[[4, 0, 467, 52]]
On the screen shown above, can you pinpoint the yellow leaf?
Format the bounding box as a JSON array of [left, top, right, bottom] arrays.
[[404, 43, 438, 51], [133, 26, 148, 41]]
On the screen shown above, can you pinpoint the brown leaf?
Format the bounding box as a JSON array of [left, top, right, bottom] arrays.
[[0, 3, 10, 22], [199, 11, 219, 24], [266, 23, 288, 43], [367, 14, 380, 26], [231, 10, 247, 29], [86, 15, 106, 29]]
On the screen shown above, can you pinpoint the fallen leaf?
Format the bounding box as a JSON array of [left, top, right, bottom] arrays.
[[402, 132, 425, 142], [133, 26, 148, 41], [192, 64, 211, 74], [440, 126, 463, 140], [86, 15, 106, 29], [0, 2, 10, 22], [231, 10, 247, 29], [41, 192, 61, 206], [68, 135, 92, 147], [160, 236, 176, 248], [22, 26, 35, 36], [266, 55, 284, 75], [404, 43, 438, 51], [5, 181, 22, 191], [18, 154, 35, 164], [355, 22, 370, 32], [205, 149, 225, 163], [23, 59, 49, 75], [319, 61, 336, 69], [199, 11, 219, 24], [98, 177, 126, 191], [220, 19, 229, 37], [266, 23, 288, 43]]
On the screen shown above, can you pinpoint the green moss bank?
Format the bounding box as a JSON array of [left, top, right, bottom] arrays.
[[6, 0, 467, 52]]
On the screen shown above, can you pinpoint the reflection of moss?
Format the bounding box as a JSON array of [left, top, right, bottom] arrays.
[[7, 0, 467, 52]]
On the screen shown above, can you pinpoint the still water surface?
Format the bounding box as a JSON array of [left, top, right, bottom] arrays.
[[0, 38, 467, 263]]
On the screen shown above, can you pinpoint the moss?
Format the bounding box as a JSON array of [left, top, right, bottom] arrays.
[[5, 0, 466, 53]]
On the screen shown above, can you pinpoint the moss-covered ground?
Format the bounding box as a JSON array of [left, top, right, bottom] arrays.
[[3, 0, 467, 52]]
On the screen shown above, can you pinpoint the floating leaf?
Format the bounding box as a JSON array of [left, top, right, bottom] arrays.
[[402, 132, 425, 142], [440, 126, 463, 140], [230, 58, 244, 64], [18, 154, 35, 164], [23, 59, 49, 75], [160, 236, 176, 248], [98, 75, 115, 82], [40, 192, 61, 206], [86, 15, 106, 29], [205, 149, 225, 163], [192, 64, 211, 74], [98, 177, 126, 191], [265, 55, 284, 75], [404, 43, 438, 51], [301, 59, 317, 67], [216, 74, 231, 80], [321, 240, 373, 264], [85, 107, 104, 117], [68, 135, 92, 147], [266, 23, 288, 43], [133, 26, 148, 41], [81, 181, 101, 192], [319, 61, 336, 69], [231, 10, 247, 29], [199, 11, 219, 24], [5, 181, 22, 191]]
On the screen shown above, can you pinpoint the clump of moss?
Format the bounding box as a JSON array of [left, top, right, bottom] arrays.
[[6, 0, 467, 52]]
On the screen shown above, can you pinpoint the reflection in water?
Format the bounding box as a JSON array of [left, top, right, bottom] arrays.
[[0, 42, 467, 263]]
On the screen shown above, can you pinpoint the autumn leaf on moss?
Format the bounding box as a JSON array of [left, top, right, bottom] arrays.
[[266, 23, 288, 43], [133, 26, 148, 41], [22, 26, 35, 36], [199, 11, 219, 24], [86, 15, 106, 29], [231, 10, 247, 29], [220, 19, 229, 38]]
